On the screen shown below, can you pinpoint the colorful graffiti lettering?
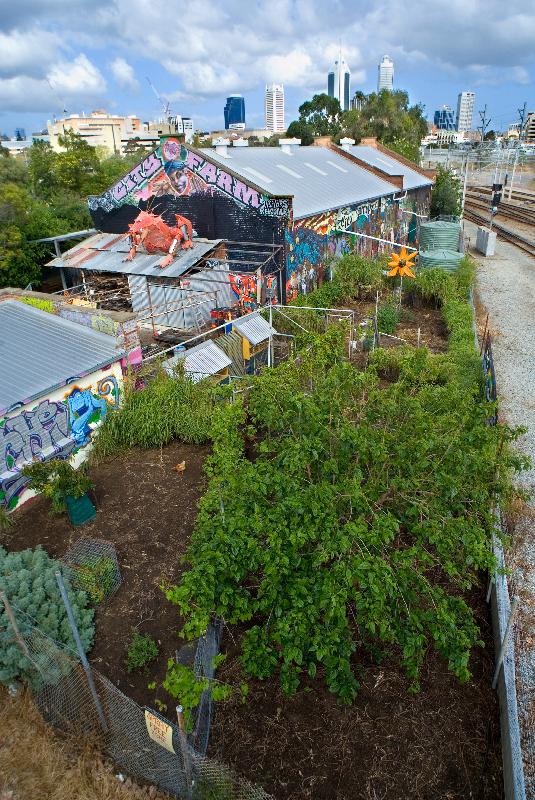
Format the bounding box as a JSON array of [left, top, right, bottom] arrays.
[[0, 374, 120, 510], [0, 400, 73, 509], [88, 144, 290, 218]]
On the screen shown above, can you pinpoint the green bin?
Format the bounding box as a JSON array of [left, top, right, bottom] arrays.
[[65, 493, 96, 526]]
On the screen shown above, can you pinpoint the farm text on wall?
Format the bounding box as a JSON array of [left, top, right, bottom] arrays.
[[88, 139, 290, 221], [0, 373, 120, 510]]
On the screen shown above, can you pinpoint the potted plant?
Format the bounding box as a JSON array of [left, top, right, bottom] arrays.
[[22, 459, 96, 525]]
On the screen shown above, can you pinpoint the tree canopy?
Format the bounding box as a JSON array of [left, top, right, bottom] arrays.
[[285, 88, 427, 162], [430, 166, 462, 219], [0, 131, 149, 289]]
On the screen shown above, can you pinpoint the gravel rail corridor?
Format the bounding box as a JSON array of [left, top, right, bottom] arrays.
[[468, 219, 535, 794]]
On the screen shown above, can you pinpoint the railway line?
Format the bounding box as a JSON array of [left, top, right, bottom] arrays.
[[463, 207, 535, 258]]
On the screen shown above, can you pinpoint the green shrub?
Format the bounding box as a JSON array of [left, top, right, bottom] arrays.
[[16, 296, 55, 314], [377, 303, 400, 334], [334, 253, 385, 299], [92, 370, 215, 459], [126, 632, 159, 673], [0, 545, 94, 685], [75, 556, 116, 604], [22, 460, 94, 514], [0, 508, 14, 532]]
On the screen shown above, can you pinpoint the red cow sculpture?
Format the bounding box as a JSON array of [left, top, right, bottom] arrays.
[[124, 210, 194, 268]]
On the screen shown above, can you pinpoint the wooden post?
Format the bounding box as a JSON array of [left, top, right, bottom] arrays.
[[492, 595, 519, 690], [0, 591, 30, 658], [176, 705, 193, 800]]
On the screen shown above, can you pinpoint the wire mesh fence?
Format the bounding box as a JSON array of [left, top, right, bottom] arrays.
[[61, 537, 122, 604], [1, 605, 272, 800]]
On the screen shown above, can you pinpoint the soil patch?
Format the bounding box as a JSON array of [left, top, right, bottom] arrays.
[[210, 586, 502, 800], [2, 441, 209, 710]]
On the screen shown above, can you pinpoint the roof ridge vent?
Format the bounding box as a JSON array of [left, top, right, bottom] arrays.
[[339, 137, 355, 152], [278, 137, 301, 155], [212, 137, 231, 157]]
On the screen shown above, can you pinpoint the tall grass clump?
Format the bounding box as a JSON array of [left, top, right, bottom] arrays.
[[92, 367, 215, 459]]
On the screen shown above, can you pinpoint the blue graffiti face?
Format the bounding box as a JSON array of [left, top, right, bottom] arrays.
[[66, 388, 108, 447]]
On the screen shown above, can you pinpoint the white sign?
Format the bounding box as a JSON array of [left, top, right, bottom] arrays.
[[144, 709, 175, 753]]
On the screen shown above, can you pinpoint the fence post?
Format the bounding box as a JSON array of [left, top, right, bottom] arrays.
[[177, 705, 193, 800], [492, 595, 519, 690], [0, 591, 31, 659], [54, 571, 108, 732]]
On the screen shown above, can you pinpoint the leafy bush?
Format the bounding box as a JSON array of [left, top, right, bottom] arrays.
[[430, 165, 462, 219], [75, 557, 116, 604], [126, 632, 159, 673], [163, 658, 233, 731], [334, 253, 385, 299], [22, 460, 94, 514], [165, 268, 527, 701], [0, 545, 94, 685], [16, 296, 55, 314], [92, 370, 215, 459], [377, 303, 400, 334]]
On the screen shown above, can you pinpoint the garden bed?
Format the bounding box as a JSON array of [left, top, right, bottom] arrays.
[[211, 590, 502, 800], [2, 440, 209, 709]]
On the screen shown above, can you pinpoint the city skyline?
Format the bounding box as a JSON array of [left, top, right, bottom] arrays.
[[1, 1, 533, 137]]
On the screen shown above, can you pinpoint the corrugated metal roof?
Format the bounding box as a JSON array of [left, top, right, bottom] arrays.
[[164, 340, 232, 382], [0, 301, 124, 414], [350, 146, 433, 190], [233, 311, 277, 346], [47, 234, 221, 279], [201, 146, 398, 219]]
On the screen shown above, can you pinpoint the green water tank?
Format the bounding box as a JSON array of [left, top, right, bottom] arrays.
[[419, 221, 461, 252], [418, 249, 464, 272]]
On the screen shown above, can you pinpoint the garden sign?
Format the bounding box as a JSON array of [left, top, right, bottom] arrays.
[[144, 708, 175, 753]]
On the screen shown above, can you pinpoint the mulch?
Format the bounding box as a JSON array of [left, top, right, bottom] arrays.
[[2, 441, 209, 709]]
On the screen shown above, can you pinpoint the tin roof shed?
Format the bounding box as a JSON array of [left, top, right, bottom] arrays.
[[233, 311, 277, 346], [164, 340, 232, 383], [0, 300, 124, 415]]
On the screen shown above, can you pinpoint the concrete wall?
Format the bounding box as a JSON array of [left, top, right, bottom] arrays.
[[0, 361, 123, 512]]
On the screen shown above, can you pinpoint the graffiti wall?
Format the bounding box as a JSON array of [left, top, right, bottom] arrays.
[[0, 364, 122, 511], [88, 139, 291, 222], [285, 187, 431, 299]]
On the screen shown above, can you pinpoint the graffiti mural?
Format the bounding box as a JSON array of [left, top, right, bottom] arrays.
[[88, 139, 291, 220], [0, 375, 120, 510]]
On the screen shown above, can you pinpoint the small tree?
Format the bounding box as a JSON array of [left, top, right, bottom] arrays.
[[430, 165, 462, 219], [286, 121, 314, 146]]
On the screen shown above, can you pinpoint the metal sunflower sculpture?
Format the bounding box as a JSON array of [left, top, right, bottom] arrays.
[[387, 247, 417, 278]]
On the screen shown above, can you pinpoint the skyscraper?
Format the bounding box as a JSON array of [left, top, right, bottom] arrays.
[[224, 95, 245, 130], [456, 92, 475, 132], [265, 84, 285, 132], [327, 52, 351, 111], [434, 106, 456, 130], [377, 55, 394, 92]]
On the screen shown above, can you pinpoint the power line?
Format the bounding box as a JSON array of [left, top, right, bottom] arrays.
[[477, 104, 492, 143]]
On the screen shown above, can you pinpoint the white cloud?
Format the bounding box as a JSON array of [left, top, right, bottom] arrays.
[[0, 55, 106, 113], [0, 29, 62, 78], [110, 57, 139, 91]]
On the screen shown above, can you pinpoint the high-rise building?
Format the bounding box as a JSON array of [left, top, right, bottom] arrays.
[[525, 111, 535, 143], [351, 92, 366, 111], [327, 53, 351, 111], [224, 95, 246, 130], [434, 106, 456, 130], [265, 84, 285, 132], [456, 92, 475, 132], [377, 55, 394, 92]]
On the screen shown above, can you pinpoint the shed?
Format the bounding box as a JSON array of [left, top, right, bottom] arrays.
[[164, 340, 232, 384], [0, 300, 125, 511], [232, 311, 277, 362]]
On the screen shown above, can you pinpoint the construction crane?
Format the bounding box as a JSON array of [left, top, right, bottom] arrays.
[[146, 77, 171, 120]]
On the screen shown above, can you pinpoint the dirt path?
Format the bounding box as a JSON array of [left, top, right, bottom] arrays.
[[468, 219, 535, 794]]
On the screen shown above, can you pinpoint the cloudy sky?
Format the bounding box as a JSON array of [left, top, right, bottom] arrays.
[[1, 0, 533, 137]]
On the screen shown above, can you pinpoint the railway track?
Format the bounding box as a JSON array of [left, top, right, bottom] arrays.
[[465, 193, 535, 227], [467, 185, 535, 205], [463, 207, 535, 257]]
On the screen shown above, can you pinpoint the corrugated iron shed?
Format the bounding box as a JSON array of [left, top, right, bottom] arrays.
[[350, 146, 433, 191], [232, 311, 277, 346], [47, 233, 221, 279], [0, 300, 124, 414], [202, 146, 398, 219], [164, 340, 232, 383]]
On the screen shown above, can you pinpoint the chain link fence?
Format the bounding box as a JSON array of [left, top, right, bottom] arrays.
[[1, 605, 272, 800], [62, 537, 122, 604]]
